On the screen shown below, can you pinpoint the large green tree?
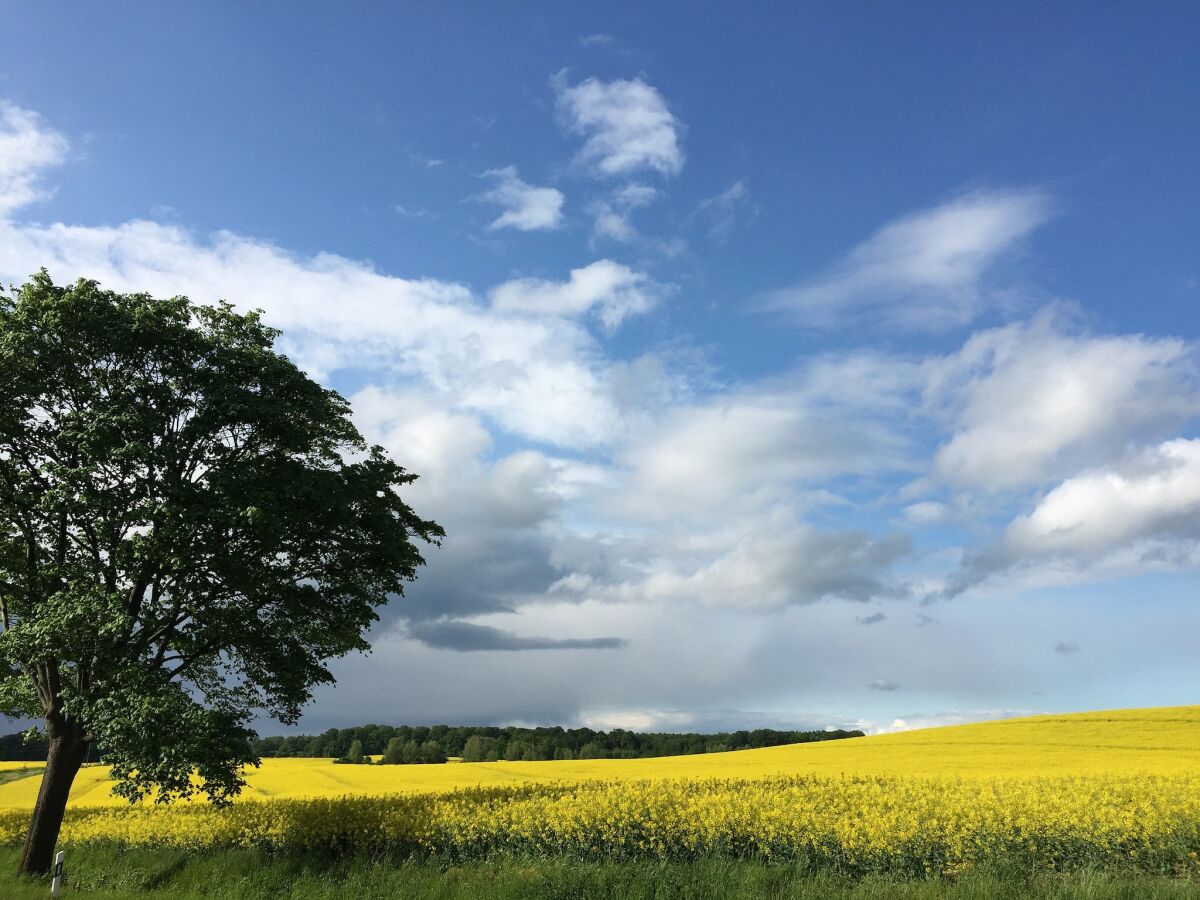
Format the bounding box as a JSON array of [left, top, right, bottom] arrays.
[[0, 272, 443, 875]]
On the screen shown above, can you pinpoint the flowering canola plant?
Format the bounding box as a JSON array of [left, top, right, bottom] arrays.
[[0, 706, 1197, 875]]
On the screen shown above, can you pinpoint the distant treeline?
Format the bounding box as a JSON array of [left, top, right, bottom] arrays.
[[253, 725, 864, 763], [0, 730, 101, 762]]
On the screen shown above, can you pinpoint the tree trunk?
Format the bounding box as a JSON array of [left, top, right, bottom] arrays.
[[17, 718, 87, 876]]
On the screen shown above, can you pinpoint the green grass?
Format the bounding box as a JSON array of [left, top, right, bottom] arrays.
[[0, 767, 43, 787], [1, 848, 1198, 899]]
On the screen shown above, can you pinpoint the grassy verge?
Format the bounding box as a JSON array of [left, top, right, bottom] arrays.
[[0, 848, 1197, 899], [0, 767, 43, 786]]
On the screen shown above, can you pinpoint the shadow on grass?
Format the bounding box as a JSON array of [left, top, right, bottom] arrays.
[[0, 847, 1197, 899]]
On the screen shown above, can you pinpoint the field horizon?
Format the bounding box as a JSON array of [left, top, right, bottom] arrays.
[[1, 703, 1198, 810], [4, 706, 1200, 893]]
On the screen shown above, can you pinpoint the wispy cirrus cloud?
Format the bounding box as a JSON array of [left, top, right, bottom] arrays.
[[696, 179, 755, 243], [590, 183, 658, 244], [766, 189, 1052, 331]]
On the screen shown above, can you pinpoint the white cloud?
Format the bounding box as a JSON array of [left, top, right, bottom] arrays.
[[615, 387, 913, 522], [929, 312, 1198, 489], [554, 74, 684, 177], [0, 216, 632, 447], [10, 98, 1200, 734], [697, 179, 754, 243], [902, 501, 950, 525], [490, 259, 665, 332], [566, 514, 911, 612], [0, 110, 632, 449], [578, 34, 616, 49], [766, 190, 1051, 331], [481, 165, 564, 232], [393, 203, 432, 220], [938, 438, 1200, 598], [590, 183, 658, 243], [1001, 438, 1200, 562], [0, 102, 69, 213]]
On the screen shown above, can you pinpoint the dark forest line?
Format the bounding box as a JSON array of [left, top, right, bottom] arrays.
[[0, 725, 864, 764], [255, 724, 865, 763]]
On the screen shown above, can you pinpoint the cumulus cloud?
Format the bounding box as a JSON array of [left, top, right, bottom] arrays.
[[9, 98, 1199, 736], [928, 311, 1198, 489], [0, 101, 69, 213], [345, 385, 618, 625], [946, 439, 1200, 596], [481, 165, 564, 231], [570, 517, 912, 611], [490, 259, 665, 332], [0, 225, 634, 450], [615, 387, 913, 521], [765, 190, 1051, 331], [857, 612, 887, 625], [1000, 439, 1200, 561], [554, 73, 684, 177], [407, 620, 626, 652], [0, 104, 639, 451]]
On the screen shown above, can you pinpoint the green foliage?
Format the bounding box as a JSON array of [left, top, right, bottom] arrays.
[[460, 735, 495, 763], [418, 740, 446, 764], [377, 737, 448, 766], [0, 272, 442, 802], [381, 737, 405, 765], [334, 740, 367, 765]]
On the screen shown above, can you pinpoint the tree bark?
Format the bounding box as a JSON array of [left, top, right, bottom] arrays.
[[17, 718, 87, 876]]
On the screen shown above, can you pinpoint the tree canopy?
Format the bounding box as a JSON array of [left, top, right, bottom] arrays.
[[0, 272, 442, 873]]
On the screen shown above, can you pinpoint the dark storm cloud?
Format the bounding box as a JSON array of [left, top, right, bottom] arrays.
[[385, 529, 562, 623], [407, 620, 627, 652]]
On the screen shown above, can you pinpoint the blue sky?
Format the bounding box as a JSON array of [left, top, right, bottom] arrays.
[[1, 2, 1197, 734]]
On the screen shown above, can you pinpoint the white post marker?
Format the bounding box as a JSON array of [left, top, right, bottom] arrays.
[[50, 850, 65, 898]]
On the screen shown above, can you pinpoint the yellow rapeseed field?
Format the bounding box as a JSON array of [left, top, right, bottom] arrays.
[[0, 706, 1197, 875]]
